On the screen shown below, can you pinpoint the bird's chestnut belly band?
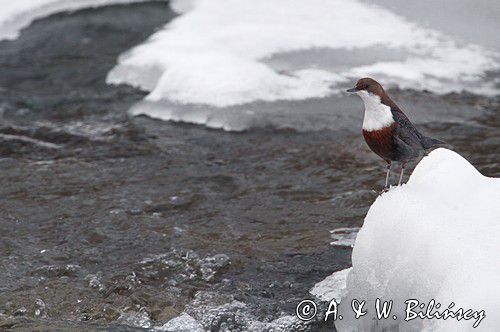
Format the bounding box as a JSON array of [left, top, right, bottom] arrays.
[[362, 123, 397, 161]]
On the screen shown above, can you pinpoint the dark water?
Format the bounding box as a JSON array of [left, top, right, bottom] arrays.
[[0, 3, 498, 331]]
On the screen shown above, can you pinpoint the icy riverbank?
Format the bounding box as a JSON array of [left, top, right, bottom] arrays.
[[332, 149, 500, 331], [107, 0, 500, 124]]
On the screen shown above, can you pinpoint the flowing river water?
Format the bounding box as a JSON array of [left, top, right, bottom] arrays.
[[0, 3, 498, 331]]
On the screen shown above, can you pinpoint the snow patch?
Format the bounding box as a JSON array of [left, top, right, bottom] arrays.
[[108, 0, 499, 114]]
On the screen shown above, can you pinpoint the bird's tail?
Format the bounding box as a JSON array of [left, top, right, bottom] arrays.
[[422, 136, 451, 150]]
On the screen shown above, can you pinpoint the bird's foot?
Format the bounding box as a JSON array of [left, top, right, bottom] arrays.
[[380, 186, 390, 195], [372, 186, 390, 195]]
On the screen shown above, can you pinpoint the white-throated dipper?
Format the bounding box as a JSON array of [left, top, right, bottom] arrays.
[[347, 77, 446, 191]]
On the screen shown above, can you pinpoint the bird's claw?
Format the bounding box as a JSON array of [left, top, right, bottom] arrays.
[[371, 186, 391, 195], [379, 186, 390, 195]]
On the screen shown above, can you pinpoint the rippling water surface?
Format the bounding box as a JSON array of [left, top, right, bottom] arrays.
[[0, 2, 498, 331]]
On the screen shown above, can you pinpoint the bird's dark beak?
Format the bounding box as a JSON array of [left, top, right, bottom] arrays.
[[346, 87, 358, 93]]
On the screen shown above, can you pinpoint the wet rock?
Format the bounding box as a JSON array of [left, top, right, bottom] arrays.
[[199, 254, 231, 282], [97, 304, 121, 322], [34, 299, 46, 317], [154, 306, 182, 324], [85, 273, 105, 291], [13, 307, 27, 317], [31, 264, 80, 278], [117, 310, 152, 329], [136, 250, 230, 287], [155, 313, 204, 332], [173, 291, 309, 332], [0, 132, 61, 158]]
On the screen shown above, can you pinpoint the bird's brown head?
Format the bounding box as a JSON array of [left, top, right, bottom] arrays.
[[346, 77, 385, 98]]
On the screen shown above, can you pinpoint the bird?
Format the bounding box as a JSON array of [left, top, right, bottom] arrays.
[[346, 77, 447, 192]]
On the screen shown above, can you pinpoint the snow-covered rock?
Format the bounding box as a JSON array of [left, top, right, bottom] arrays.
[[335, 148, 500, 331]]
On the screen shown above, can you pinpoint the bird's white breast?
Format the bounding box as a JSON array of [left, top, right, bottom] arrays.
[[356, 90, 394, 131]]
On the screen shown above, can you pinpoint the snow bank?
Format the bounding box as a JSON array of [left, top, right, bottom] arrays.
[[0, 0, 158, 41], [108, 0, 499, 111], [335, 148, 500, 331]]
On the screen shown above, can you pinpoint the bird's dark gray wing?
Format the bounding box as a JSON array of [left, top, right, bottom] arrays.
[[393, 135, 420, 162], [391, 109, 425, 150]]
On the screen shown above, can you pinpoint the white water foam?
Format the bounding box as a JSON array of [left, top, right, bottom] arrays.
[[106, 0, 499, 128], [0, 0, 158, 41]]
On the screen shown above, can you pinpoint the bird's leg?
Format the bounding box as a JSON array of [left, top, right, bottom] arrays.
[[398, 163, 407, 186], [382, 162, 391, 192]]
